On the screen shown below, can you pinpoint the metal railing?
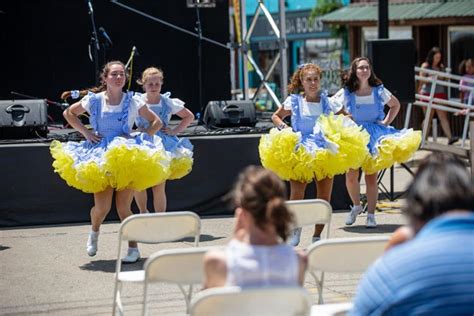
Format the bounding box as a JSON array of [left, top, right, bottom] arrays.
[[406, 66, 474, 150]]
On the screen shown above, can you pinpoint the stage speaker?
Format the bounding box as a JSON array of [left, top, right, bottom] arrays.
[[0, 99, 48, 139], [203, 100, 256, 128], [367, 39, 415, 103]]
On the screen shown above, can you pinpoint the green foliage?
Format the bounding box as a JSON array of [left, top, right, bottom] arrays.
[[310, 0, 346, 37], [312, 0, 343, 17]]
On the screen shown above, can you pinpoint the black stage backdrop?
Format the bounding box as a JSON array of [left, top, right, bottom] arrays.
[[0, 136, 351, 227], [0, 0, 230, 120]]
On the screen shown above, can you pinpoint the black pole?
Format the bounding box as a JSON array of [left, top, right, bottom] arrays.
[[195, 6, 204, 123], [87, 0, 100, 85], [378, 0, 389, 39]]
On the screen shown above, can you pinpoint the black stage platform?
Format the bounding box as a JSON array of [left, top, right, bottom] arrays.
[[0, 124, 352, 227]]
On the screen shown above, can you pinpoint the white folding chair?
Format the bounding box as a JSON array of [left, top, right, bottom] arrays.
[[191, 286, 312, 316], [306, 236, 389, 304], [310, 302, 353, 316], [112, 211, 201, 315], [142, 247, 214, 315], [286, 199, 333, 240]]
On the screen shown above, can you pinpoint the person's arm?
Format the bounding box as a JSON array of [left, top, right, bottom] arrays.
[[420, 62, 429, 77], [63, 102, 101, 143], [418, 62, 430, 93], [335, 108, 350, 116], [381, 95, 400, 126], [138, 105, 163, 136], [162, 108, 194, 136], [384, 226, 414, 251], [296, 250, 308, 286], [330, 88, 351, 117], [271, 107, 291, 129], [203, 250, 227, 289]]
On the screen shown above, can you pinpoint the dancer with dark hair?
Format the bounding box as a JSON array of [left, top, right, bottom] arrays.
[[259, 63, 369, 246], [420, 47, 458, 144], [333, 57, 421, 228], [50, 61, 170, 263], [203, 166, 307, 288], [351, 152, 474, 315], [459, 58, 474, 106], [133, 67, 194, 213]]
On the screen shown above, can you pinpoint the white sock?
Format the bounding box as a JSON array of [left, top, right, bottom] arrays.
[[90, 230, 99, 237], [367, 213, 375, 219]]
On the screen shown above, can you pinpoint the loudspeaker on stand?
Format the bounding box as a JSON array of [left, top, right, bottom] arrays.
[[203, 100, 256, 128], [0, 99, 48, 139], [367, 39, 415, 103]]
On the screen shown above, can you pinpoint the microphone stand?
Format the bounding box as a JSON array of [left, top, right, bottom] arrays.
[[87, 1, 100, 85], [195, 6, 204, 124], [125, 46, 138, 90]]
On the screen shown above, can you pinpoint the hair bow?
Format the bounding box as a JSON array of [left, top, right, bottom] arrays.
[[298, 63, 309, 69], [70, 90, 80, 99]]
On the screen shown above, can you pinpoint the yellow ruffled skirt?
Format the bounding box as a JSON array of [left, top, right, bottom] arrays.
[[50, 141, 109, 193], [168, 154, 193, 180], [50, 135, 171, 193], [156, 132, 194, 181], [362, 128, 421, 175], [259, 114, 370, 182], [318, 114, 370, 177]]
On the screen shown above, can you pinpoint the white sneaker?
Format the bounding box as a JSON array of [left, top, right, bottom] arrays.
[[345, 205, 363, 225], [122, 248, 141, 263], [86, 231, 99, 257], [366, 215, 377, 228], [311, 236, 321, 244], [288, 227, 302, 246]]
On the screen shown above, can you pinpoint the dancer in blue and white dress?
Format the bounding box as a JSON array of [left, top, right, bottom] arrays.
[[259, 63, 369, 246], [50, 61, 170, 263], [134, 67, 194, 213], [333, 57, 421, 228]]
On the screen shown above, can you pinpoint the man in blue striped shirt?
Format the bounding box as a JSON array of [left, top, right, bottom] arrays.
[[350, 152, 474, 316]]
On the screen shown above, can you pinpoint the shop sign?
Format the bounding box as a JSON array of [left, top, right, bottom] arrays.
[[250, 10, 330, 42]]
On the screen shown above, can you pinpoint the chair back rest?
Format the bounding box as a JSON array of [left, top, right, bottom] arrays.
[[307, 236, 389, 273], [310, 302, 353, 316], [119, 211, 200, 244], [145, 247, 212, 285], [191, 286, 311, 316], [286, 199, 332, 228]]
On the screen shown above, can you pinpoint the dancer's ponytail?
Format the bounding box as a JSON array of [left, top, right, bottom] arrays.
[[266, 196, 293, 241], [60, 60, 126, 101]]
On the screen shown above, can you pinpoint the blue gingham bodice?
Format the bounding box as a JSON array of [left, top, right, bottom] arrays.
[[135, 92, 193, 153], [136, 92, 172, 129], [345, 85, 385, 124], [88, 91, 132, 139], [290, 91, 330, 136]]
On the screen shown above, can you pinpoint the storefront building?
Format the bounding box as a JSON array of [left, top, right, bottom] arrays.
[[320, 0, 474, 79], [240, 0, 350, 110], [320, 0, 473, 132]]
